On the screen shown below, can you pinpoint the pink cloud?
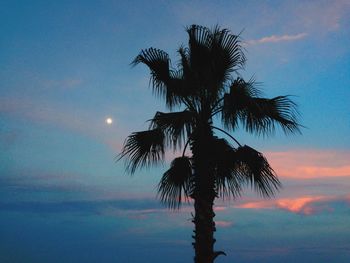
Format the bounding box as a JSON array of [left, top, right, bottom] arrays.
[[103, 204, 194, 220], [216, 220, 233, 228], [39, 77, 83, 90], [235, 195, 350, 215], [214, 206, 227, 212], [276, 196, 330, 215], [247, 33, 307, 45], [235, 201, 274, 210], [292, 0, 350, 32], [102, 208, 167, 220], [265, 150, 350, 179]]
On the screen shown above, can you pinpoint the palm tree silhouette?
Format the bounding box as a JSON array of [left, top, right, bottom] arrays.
[[119, 25, 300, 263]]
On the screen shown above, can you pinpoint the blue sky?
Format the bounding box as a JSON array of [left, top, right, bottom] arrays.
[[1, 1, 350, 262]]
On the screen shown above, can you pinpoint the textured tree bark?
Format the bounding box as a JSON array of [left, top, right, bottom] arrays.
[[191, 125, 217, 263], [192, 194, 216, 263]]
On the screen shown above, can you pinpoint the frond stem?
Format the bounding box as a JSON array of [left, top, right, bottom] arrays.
[[182, 97, 196, 113], [211, 98, 224, 114], [211, 126, 242, 147], [210, 106, 223, 117], [182, 138, 191, 157]]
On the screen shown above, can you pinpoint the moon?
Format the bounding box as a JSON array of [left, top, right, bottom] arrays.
[[105, 117, 113, 125]]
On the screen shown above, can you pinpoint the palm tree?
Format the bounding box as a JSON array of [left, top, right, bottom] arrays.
[[118, 25, 300, 263]]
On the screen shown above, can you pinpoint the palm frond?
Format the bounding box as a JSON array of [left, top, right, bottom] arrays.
[[186, 25, 212, 89], [222, 77, 262, 130], [187, 24, 212, 51], [132, 48, 185, 108], [243, 96, 300, 135], [185, 25, 247, 105], [210, 138, 242, 198], [119, 129, 165, 174], [150, 110, 195, 150], [167, 69, 196, 109], [222, 78, 300, 135], [176, 46, 200, 107], [177, 46, 192, 81], [132, 48, 170, 88], [234, 145, 281, 197], [158, 156, 193, 209], [210, 26, 246, 87]]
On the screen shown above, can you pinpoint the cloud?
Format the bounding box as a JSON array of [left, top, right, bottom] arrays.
[[247, 33, 308, 45], [0, 198, 165, 216], [107, 208, 168, 220], [0, 170, 107, 205], [0, 96, 126, 151], [235, 195, 350, 215], [216, 220, 233, 228], [38, 77, 83, 90], [276, 196, 329, 215], [292, 166, 350, 178], [265, 150, 350, 179], [214, 206, 227, 212], [291, 0, 350, 32], [251, 0, 350, 36], [0, 170, 196, 218], [236, 200, 274, 210]]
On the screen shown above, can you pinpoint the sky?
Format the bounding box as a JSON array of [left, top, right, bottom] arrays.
[[1, 0, 350, 262]]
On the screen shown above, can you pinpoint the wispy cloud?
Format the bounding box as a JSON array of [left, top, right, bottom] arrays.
[[216, 220, 233, 228], [0, 96, 125, 151], [235, 195, 350, 215], [247, 33, 308, 45], [236, 201, 273, 210], [266, 150, 350, 179], [276, 196, 331, 215], [106, 208, 167, 220], [0, 198, 163, 216], [214, 206, 227, 212], [292, 0, 350, 32], [0, 170, 101, 201], [39, 77, 83, 90]]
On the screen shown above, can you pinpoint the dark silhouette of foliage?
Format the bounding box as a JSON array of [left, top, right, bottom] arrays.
[[118, 24, 301, 263]]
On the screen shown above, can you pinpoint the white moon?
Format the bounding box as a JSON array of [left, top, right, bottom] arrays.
[[105, 118, 113, 125]]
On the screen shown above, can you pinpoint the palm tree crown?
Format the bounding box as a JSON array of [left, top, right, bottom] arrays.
[[118, 25, 300, 262], [120, 25, 299, 206]]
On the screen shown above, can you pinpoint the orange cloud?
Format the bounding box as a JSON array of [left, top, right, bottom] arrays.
[[276, 196, 329, 215], [236, 201, 274, 210]]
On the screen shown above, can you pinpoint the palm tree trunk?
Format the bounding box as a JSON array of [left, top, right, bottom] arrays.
[[192, 193, 216, 263], [191, 126, 217, 263]]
